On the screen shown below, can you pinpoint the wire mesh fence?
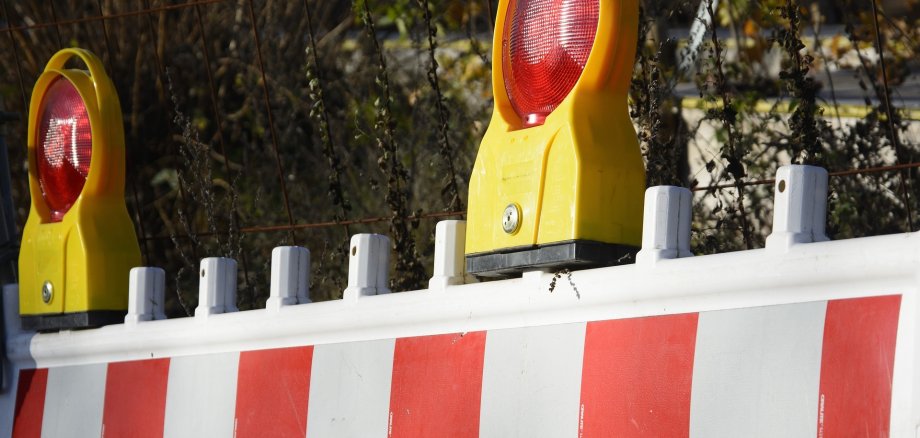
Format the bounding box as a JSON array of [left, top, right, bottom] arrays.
[[0, 0, 918, 314]]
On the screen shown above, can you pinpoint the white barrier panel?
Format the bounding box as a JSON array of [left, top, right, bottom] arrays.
[[1, 290, 910, 437]]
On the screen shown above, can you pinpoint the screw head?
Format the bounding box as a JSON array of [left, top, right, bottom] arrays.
[[502, 203, 521, 234], [41, 281, 53, 304]]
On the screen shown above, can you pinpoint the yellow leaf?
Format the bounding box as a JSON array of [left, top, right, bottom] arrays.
[[744, 19, 759, 38]]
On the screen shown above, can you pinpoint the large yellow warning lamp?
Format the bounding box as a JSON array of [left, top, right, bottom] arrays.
[[19, 48, 140, 331], [465, 0, 644, 276]]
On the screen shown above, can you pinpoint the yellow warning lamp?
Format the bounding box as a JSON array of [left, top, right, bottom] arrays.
[[19, 48, 140, 330], [465, 0, 645, 276]]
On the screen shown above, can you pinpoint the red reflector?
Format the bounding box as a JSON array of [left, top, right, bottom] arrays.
[[502, 0, 599, 127], [36, 77, 92, 221]]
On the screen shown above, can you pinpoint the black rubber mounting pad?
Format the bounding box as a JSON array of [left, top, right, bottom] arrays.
[[21, 310, 126, 332], [466, 240, 637, 278]]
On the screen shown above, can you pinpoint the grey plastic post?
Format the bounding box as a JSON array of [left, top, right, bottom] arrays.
[[766, 165, 829, 251], [266, 246, 311, 311], [125, 267, 166, 325], [343, 234, 391, 300], [636, 186, 694, 266], [429, 220, 468, 289], [195, 257, 238, 318]]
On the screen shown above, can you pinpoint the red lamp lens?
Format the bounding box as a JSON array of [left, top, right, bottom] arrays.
[[36, 76, 92, 222], [502, 0, 599, 127]]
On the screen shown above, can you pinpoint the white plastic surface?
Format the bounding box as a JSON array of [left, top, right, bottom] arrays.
[[163, 353, 239, 437], [266, 246, 310, 311], [636, 186, 693, 265], [766, 165, 829, 250], [195, 257, 238, 319], [41, 364, 106, 437], [343, 234, 391, 300], [306, 339, 395, 437], [125, 267, 166, 325], [480, 323, 586, 437], [429, 220, 468, 289], [689, 302, 826, 435]]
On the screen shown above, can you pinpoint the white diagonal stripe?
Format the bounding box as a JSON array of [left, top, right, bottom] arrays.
[[479, 323, 586, 438], [689, 301, 826, 438], [163, 352, 239, 438], [42, 364, 107, 438], [306, 339, 395, 438]]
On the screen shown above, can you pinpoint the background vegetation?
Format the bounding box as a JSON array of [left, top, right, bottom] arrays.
[[0, 0, 918, 315]]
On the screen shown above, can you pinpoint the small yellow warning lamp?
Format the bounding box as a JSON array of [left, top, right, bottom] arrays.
[[19, 48, 140, 331], [465, 0, 645, 276]]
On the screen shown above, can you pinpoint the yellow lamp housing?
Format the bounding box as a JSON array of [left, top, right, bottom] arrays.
[[465, 0, 644, 276], [19, 48, 140, 331]]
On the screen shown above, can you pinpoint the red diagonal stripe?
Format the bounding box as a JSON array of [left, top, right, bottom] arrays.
[[234, 346, 314, 438], [13, 368, 48, 438], [579, 313, 698, 437], [388, 332, 486, 438], [102, 359, 170, 438], [817, 295, 901, 438]]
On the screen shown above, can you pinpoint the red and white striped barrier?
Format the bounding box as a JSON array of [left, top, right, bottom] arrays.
[[3, 166, 920, 437], [9, 295, 903, 437]]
